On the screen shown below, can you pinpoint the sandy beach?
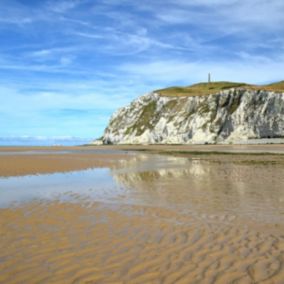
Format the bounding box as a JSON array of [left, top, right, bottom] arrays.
[[0, 147, 130, 177], [0, 146, 284, 283], [2, 0, 283, 282], [1, 144, 284, 177], [1, 201, 284, 284]]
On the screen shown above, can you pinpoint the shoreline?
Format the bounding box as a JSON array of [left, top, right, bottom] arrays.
[[2, 143, 284, 152], [1, 145, 284, 282], [90, 143, 284, 153]]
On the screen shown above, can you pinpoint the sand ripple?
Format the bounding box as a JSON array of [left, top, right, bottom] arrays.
[[0, 202, 283, 284]]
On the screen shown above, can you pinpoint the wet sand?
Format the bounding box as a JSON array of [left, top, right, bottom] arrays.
[[1, 201, 283, 284], [0, 146, 284, 283], [93, 143, 284, 154], [0, 148, 130, 177], [1, 144, 284, 177]]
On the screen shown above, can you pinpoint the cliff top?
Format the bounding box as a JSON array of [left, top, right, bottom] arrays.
[[156, 81, 284, 97]]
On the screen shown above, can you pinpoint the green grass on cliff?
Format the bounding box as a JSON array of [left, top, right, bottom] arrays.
[[264, 80, 284, 91], [156, 81, 284, 97], [125, 100, 157, 136]]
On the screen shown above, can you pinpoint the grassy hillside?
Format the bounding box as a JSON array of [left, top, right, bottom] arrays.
[[156, 81, 284, 97], [264, 81, 284, 91]]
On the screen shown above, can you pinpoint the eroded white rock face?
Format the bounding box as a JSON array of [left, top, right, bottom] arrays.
[[91, 139, 103, 145], [102, 89, 284, 144]]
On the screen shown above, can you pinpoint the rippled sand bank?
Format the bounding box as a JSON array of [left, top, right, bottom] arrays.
[[0, 148, 284, 283], [1, 201, 283, 284]]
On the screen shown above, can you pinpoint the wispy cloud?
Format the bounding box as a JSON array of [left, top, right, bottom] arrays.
[[154, 0, 284, 35], [0, 82, 134, 138], [120, 55, 284, 85], [45, 0, 86, 13], [0, 0, 283, 138]]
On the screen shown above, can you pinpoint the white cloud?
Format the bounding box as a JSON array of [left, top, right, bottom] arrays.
[[0, 17, 33, 25], [46, 0, 85, 13], [155, 0, 284, 33], [0, 80, 136, 115], [30, 49, 53, 57], [59, 56, 74, 66], [120, 56, 284, 85], [0, 81, 137, 137], [0, 0, 283, 138]]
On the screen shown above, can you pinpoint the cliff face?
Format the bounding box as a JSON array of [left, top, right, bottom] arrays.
[[102, 88, 284, 144]]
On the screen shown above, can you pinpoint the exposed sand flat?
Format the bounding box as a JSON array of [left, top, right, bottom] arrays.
[[0, 146, 82, 152], [93, 143, 284, 154], [0, 147, 284, 283], [0, 201, 283, 284], [1, 144, 284, 177], [1, 144, 284, 154], [0, 151, 129, 177]]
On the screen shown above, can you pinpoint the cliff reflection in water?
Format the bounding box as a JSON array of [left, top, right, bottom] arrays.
[[111, 153, 284, 223]]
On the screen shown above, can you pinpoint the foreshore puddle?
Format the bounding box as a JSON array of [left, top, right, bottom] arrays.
[[0, 153, 283, 224], [1, 152, 284, 283]]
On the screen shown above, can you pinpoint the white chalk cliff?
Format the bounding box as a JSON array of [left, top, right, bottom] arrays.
[[102, 88, 284, 144]]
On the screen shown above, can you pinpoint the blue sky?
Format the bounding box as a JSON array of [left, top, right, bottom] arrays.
[[0, 0, 284, 143]]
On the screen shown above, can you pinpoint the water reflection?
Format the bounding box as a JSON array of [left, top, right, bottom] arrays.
[[0, 168, 120, 207], [111, 154, 284, 223], [0, 152, 283, 223]]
